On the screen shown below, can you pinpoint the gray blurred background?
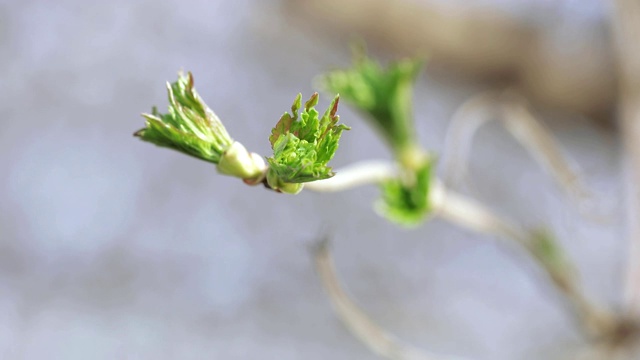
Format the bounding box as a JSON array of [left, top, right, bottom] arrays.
[[0, 1, 626, 359]]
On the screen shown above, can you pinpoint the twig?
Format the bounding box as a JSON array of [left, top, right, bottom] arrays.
[[432, 179, 615, 337], [441, 91, 601, 220], [610, 0, 640, 320], [313, 239, 472, 360], [304, 160, 397, 192], [441, 92, 500, 190], [430, 179, 529, 245], [308, 161, 614, 337]]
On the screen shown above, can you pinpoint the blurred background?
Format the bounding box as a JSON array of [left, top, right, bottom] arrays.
[[0, 0, 627, 359]]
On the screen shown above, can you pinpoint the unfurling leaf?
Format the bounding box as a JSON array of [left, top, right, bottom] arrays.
[[135, 72, 266, 181], [266, 93, 350, 190], [135, 71, 233, 164], [376, 158, 434, 226], [319, 47, 423, 156]]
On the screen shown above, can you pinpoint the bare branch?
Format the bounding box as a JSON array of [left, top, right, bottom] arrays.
[[308, 162, 614, 337], [441, 92, 501, 190], [442, 91, 603, 220], [610, 0, 640, 320], [313, 240, 471, 360], [499, 95, 601, 220]]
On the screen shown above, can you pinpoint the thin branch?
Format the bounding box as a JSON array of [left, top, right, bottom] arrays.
[[441, 91, 601, 220], [610, 0, 640, 319], [430, 179, 529, 245], [308, 161, 614, 337], [304, 160, 397, 192], [499, 95, 601, 220], [313, 239, 471, 360], [441, 92, 500, 190], [432, 179, 615, 337]]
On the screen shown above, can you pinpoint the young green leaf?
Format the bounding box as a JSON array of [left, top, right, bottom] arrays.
[[376, 158, 434, 226], [319, 48, 423, 156], [135, 71, 234, 164], [266, 93, 350, 190]]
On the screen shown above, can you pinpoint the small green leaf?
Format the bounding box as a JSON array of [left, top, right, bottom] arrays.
[[270, 93, 302, 147], [266, 93, 349, 188], [376, 158, 434, 226], [269, 113, 294, 148], [135, 71, 233, 164], [319, 47, 423, 156]]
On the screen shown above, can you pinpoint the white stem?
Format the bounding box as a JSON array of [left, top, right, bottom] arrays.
[[304, 160, 398, 192], [307, 160, 612, 335], [307, 161, 527, 244], [430, 180, 529, 245]]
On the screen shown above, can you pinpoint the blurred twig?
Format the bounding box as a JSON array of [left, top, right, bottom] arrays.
[[441, 91, 604, 221], [313, 239, 471, 360], [611, 0, 640, 320], [309, 163, 615, 338], [431, 180, 615, 338]]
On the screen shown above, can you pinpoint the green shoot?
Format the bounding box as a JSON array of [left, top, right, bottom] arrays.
[[266, 93, 350, 193], [376, 158, 434, 226], [319, 47, 423, 158], [135, 72, 233, 164], [135, 72, 265, 181]]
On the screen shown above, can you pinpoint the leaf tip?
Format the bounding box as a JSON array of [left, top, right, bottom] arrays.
[[330, 95, 340, 117], [305, 92, 319, 110]]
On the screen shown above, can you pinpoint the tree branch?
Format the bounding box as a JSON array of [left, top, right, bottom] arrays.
[[610, 0, 640, 320], [313, 239, 472, 360], [441, 91, 600, 220], [307, 161, 614, 337]]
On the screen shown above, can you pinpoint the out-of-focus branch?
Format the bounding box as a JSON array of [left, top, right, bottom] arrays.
[[441, 92, 499, 189], [284, 0, 616, 119], [441, 91, 601, 220], [429, 179, 528, 245], [610, 0, 640, 319], [431, 180, 615, 338], [500, 95, 592, 209], [308, 162, 614, 337], [313, 240, 472, 360]]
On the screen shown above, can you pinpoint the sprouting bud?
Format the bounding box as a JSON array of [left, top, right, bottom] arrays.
[[266, 169, 304, 194], [217, 141, 266, 181], [318, 46, 423, 158], [135, 71, 233, 164], [266, 92, 349, 186], [376, 156, 435, 226]]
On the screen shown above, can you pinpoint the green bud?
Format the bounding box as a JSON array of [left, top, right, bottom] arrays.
[[135, 71, 233, 164], [267, 93, 349, 184], [266, 169, 304, 194], [318, 47, 423, 157], [217, 141, 266, 181], [376, 156, 435, 226]]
